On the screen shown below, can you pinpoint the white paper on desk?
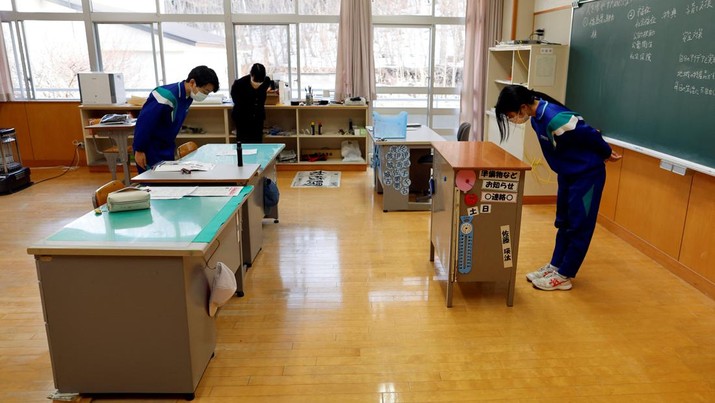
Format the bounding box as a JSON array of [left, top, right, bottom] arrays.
[[154, 161, 215, 172], [189, 186, 243, 197], [147, 186, 197, 199], [215, 149, 257, 156]]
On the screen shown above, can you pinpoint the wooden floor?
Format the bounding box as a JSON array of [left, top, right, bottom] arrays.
[[2, 167, 715, 402]]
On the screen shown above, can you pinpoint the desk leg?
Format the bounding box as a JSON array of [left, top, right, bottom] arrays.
[[108, 132, 131, 186]]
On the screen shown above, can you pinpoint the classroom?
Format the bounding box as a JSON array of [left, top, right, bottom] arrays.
[[1, 0, 715, 401]]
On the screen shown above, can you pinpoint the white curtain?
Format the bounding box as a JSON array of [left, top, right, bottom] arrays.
[[459, 0, 502, 140], [0, 19, 13, 102], [334, 0, 376, 102]]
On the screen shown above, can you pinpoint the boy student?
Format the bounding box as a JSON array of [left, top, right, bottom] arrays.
[[133, 65, 219, 172]]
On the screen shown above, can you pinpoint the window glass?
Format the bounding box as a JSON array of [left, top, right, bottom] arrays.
[[434, 24, 464, 88], [372, 0, 430, 16], [372, 94, 428, 109], [434, 0, 466, 17], [374, 26, 431, 87], [299, 23, 338, 96], [432, 94, 460, 109], [159, 0, 223, 14], [299, 0, 339, 15], [0, 0, 12, 11], [2, 23, 24, 98], [17, 0, 81, 12], [162, 22, 228, 96], [96, 24, 161, 97], [232, 0, 293, 14], [91, 0, 155, 13], [23, 21, 89, 99], [235, 24, 292, 88]]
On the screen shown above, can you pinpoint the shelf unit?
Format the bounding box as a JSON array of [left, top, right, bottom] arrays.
[[262, 105, 369, 171], [483, 44, 569, 197], [80, 104, 368, 171]]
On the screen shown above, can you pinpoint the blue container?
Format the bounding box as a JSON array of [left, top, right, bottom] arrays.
[[372, 111, 407, 139]]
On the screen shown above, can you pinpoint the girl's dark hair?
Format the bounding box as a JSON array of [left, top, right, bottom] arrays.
[[494, 85, 564, 142], [186, 65, 219, 92], [250, 63, 266, 82]]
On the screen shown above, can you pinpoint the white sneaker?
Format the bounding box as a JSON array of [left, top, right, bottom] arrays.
[[526, 263, 556, 283], [532, 272, 572, 291]]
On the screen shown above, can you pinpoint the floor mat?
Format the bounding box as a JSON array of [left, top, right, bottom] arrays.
[[290, 170, 341, 188]]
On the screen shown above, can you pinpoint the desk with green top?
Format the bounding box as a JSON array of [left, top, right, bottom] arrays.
[[26, 188, 251, 399], [190, 143, 285, 267]]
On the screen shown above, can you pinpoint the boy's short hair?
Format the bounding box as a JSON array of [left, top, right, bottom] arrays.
[[187, 65, 219, 92]]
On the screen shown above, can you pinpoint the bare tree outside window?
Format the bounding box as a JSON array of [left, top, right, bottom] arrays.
[[160, 0, 223, 14], [24, 21, 90, 99], [91, 0, 155, 13], [232, 0, 293, 14], [299, 0, 339, 15]]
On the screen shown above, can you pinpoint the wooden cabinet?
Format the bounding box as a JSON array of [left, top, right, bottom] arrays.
[[80, 104, 368, 171], [483, 44, 569, 198]]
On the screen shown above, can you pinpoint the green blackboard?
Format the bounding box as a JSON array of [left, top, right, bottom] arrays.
[[566, 0, 715, 173]]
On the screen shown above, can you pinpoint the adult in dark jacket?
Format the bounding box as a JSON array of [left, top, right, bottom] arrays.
[[231, 63, 273, 144]]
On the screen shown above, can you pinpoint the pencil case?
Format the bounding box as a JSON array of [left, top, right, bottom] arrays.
[[107, 187, 150, 212]]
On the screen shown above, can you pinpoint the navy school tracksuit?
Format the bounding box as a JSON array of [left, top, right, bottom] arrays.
[[133, 81, 193, 173], [531, 99, 613, 278]]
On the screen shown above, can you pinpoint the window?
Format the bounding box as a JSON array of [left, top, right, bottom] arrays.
[[91, 0, 155, 13], [374, 26, 431, 88], [16, 21, 89, 99], [299, 23, 339, 98], [435, 0, 467, 17], [1, 0, 465, 123], [160, 0, 224, 14], [162, 22, 229, 95], [2, 23, 24, 99], [299, 0, 339, 15], [372, 0, 431, 16], [17, 0, 81, 12], [235, 24, 294, 91], [372, 1, 466, 136], [96, 24, 162, 97], [232, 0, 293, 14]]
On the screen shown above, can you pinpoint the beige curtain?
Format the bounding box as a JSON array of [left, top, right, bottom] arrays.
[[334, 0, 376, 102], [459, 0, 502, 140], [0, 19, 13, 102]]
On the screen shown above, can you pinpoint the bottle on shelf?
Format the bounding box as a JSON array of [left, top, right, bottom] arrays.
[[311, 121, 315, 136], [348, 118, 354, 135], [318, 122, 322, 135]]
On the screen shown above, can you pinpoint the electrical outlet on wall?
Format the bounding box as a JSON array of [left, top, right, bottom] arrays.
[[72, 140, 84, 149]]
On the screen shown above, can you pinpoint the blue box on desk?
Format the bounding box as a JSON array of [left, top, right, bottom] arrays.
[[373, 111, 407, 139]]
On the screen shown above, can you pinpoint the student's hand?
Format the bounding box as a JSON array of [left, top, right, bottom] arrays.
[[606, 151, 622, 162], [135, 151, 147, 169]]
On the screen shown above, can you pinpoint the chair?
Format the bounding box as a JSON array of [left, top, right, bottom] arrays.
[[177, 141, 199, 158], [93, 179, 125, 208], [457, 122, 471, 142], [92, 135, 133, 181]]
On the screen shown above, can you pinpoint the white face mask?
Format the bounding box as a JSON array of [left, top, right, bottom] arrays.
[[509, 112, 530, 125], [191, 87, 208, 102]]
